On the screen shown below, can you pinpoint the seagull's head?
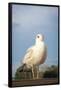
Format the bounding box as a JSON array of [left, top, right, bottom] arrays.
[[36, 34, 44, 42]]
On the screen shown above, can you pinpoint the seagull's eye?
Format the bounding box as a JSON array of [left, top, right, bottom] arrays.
[[37, 36, 39, 38]]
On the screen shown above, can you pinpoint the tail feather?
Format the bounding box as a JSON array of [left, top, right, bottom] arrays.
[[19, 64, 32, 72], [19, 64, 26, 72]]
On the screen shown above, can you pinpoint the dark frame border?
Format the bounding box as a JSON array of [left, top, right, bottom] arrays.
[[8, 3, 12, 87], [8, 2, 60, 87]]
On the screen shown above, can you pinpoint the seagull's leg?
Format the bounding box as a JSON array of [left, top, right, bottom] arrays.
[[37, 66, 39, 79]]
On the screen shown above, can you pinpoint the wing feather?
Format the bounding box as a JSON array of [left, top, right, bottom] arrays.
[[23, 47, 34, 64]]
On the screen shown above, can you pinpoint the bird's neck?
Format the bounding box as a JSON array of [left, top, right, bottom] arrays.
[[35, 40, 43, 46]]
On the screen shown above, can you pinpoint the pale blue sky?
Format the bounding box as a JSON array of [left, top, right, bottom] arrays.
[[12, 4, 58, 77]]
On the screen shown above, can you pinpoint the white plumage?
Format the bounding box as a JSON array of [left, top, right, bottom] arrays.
[[22, 34, 47, 79]]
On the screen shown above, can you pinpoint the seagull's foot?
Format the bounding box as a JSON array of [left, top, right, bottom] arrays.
[[33, 76, 39, 80], [33, 78, 36, 80], [36, 75, 39, 79], [32, 76, 36, 80], [36, 77, 39, 79]]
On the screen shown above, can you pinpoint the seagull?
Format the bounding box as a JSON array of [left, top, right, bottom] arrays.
[[22, 34, 47, 79]]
